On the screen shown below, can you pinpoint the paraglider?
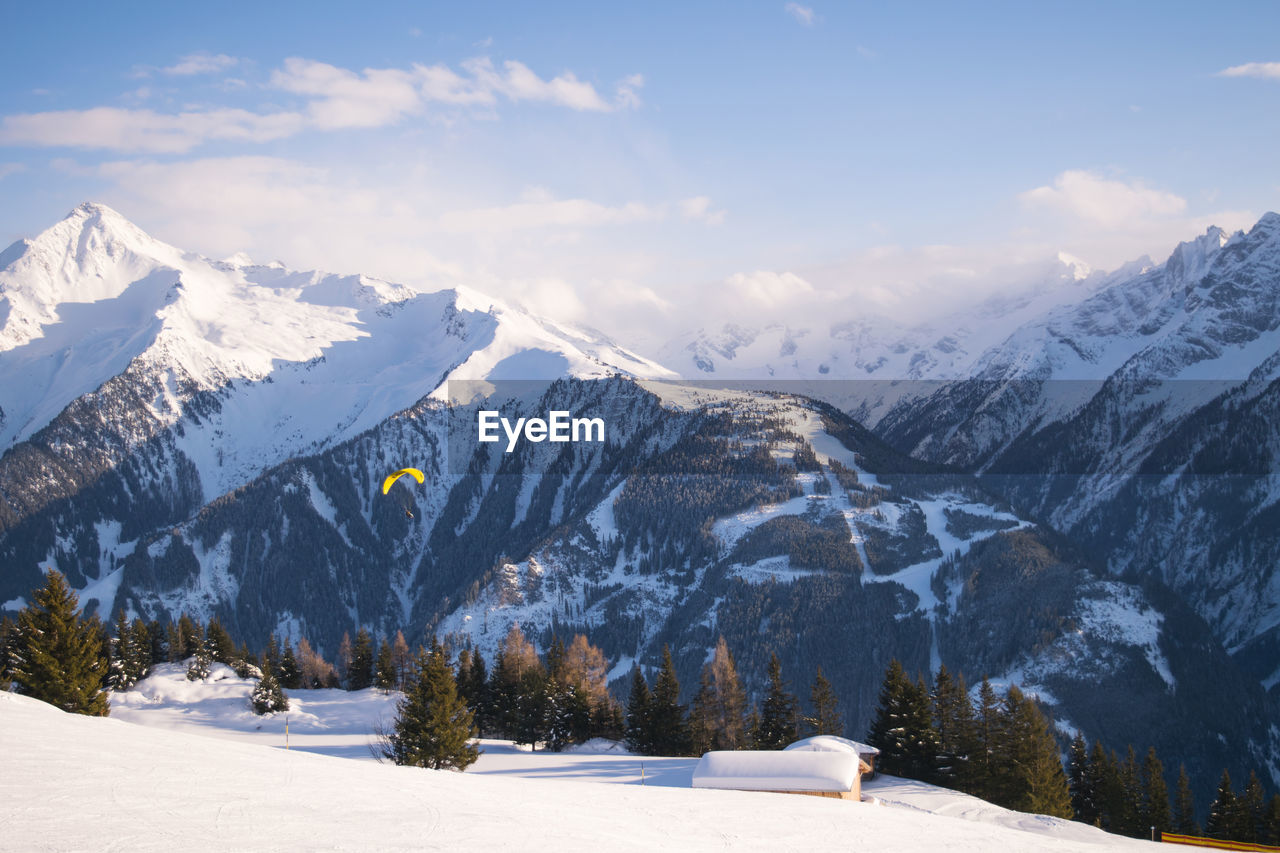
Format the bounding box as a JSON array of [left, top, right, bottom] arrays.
[[382, 468, 425, 519], [382, 468, 425, 494]]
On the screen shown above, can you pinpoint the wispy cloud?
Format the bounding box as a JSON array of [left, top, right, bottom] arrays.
[[1019, 170, 1186, 227], [163, 52, 240, 76], [1217, 61, 1280, 80], [0, 107, 305, 154], [0, 55, 643, 153], [680, 196, 726, 225], [0, 162, 25, 180], [784, 3, 816, 26]]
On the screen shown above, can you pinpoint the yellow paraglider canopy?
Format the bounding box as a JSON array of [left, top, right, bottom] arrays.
[[382, 467, 425, 495]]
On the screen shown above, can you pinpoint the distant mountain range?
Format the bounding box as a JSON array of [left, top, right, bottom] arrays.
[[2, 203, 1277, 799]]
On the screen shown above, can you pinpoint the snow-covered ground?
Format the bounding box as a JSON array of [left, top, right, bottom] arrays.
[[0, 667, 1148, 851]]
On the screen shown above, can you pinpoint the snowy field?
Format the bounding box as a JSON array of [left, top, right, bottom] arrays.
[[0, 667, 1150, 852]]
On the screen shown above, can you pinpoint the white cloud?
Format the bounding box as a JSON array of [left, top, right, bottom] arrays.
[[726, 270, 815, 308], [1019, 170, 1186, 228], [679, 196, 726, 225], [0, 162, 25, 180], [163, 53, 240, 76], [460, 57, 628, 111], [0, 55, 641, 152], [438, 196, 664, 233], [785, 3, 816, 25], [270, 58, 426, 129], [0, 107, 305, 154], [1217, 62, 1280, 79]]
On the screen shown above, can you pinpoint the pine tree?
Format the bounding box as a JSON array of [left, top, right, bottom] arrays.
[[1172, 764, 1200, 836], [1093, 745, 1123, 833], [381, 643, 479, 771], [1067, 733, 1097, 825], [186, 635, 213, 681], [1262, 794, 1280, 846], [0, 615, 17, 690], [250, 665, 289, 714], [1206, 769, 1238, 840], [807, 666, 843, 737], [1140, 746, 1171, 839], [1113, 745, 1143, 836], [374, 639, 396, 691], [1239, 771, 1266, 843], [624, 666, 652, 755], [176, 613, 202, 659], [264, 634, 281, 675], [348, 628, 374, 690], [930, 665, 974, 787], [867, 661, 938, 781], [11, 569, 109, 715], [997, 686, 1071, 818], [970, 676, 1001, 801], [146, 620, 166, 665], [129, 619, 153, 683], [278, 641, 301, 689], [648, 645, 690, 756], [753, 652, 799, 750], [205, 617, 235, 664], [107, 610, 133, 691]]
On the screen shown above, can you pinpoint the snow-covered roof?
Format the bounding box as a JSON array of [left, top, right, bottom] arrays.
[[784, 735, 880, 757], [691, 750, 863, 792]]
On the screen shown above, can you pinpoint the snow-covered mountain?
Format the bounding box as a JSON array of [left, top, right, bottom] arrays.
[[2, 204, 1278, 800]]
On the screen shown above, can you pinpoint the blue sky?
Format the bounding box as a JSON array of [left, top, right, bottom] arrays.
[[2, 1, 1277, 340]]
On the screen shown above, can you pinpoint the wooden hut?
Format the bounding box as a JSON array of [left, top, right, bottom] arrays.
[[691, 748, 872, 801]]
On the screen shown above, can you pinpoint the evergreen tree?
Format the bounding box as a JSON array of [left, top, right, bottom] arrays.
[[465, 651, 491, 733], [348, 628, 374, 690], [1205, 769, 1239, 840], [1172, 764, 1200, 836], [374, 639, 396, 692], [753, 652, 799, 750], [807, 666, 843, 738], [146, 620, 166, 665], [186, 635, 213, 681], [381, 643, 479, 771], [970, 676, 1001, 801], [1140, 746, 1171, 839], [0, 615, 17, 689], [997, 686, 1071, 818], [624, 666, 652, 755], [165, 621, 182, 663], [1067, 734, 1097, 825], [129, 619, 154, 682], [264, 634, 281, 675], [1113, 745, 1143, 836], [278, 641, 301, 689], [176, 613, 202, 659], [867, 660, 938, 781], [250, 665, 289, 714], [205, 617, 236, 664], [1093, 746, 1124, 834], [1239, 771, 1266, 843], [648, 645, 690, 756], [11, 569, 109, 716], [930, 665, 974, 788], [1262, 794, 1280, 846], [107, 610, 133, 691]]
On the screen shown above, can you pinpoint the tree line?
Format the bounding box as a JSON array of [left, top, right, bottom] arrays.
[[867, 658, 1280, 844]]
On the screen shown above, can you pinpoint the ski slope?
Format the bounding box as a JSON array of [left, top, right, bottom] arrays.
[[0, 669, 1148, 851]]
